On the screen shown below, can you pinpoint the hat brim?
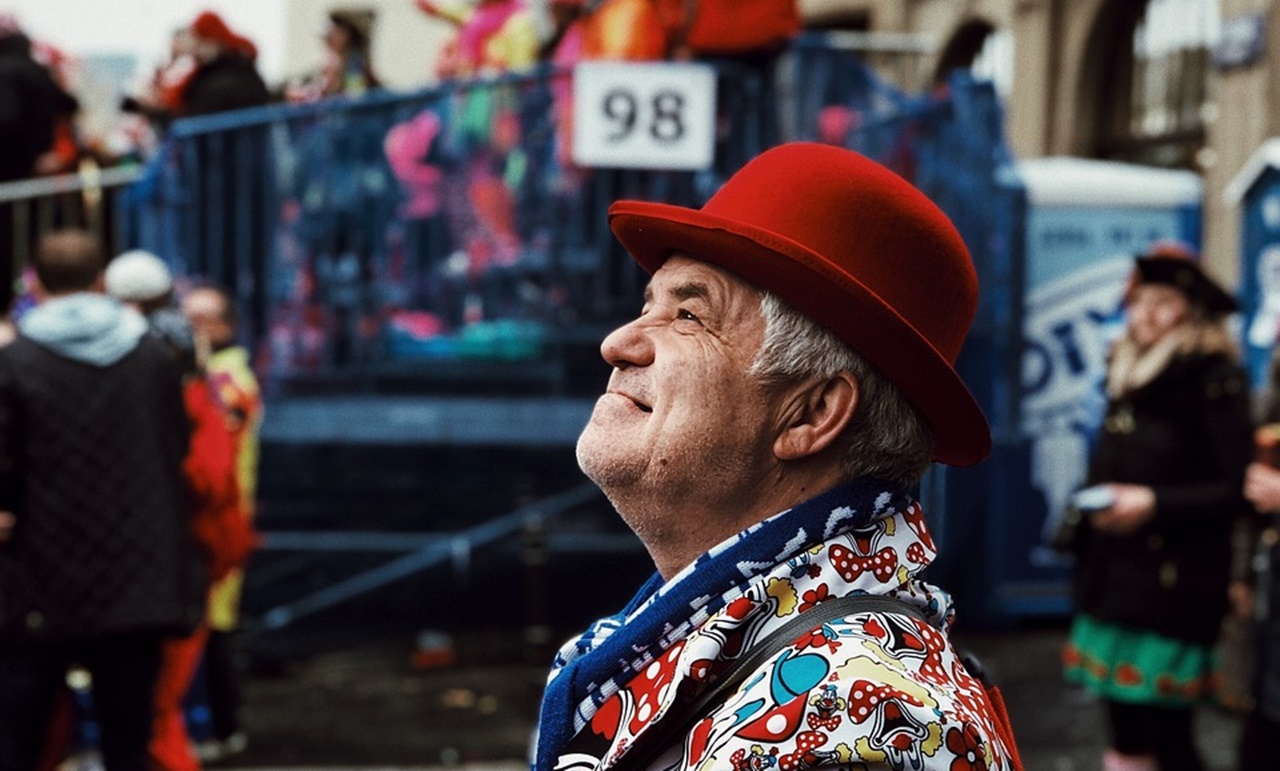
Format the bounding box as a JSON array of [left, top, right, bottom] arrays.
[[609, 200, 992, 467], [1134, 256, 1238, 316]]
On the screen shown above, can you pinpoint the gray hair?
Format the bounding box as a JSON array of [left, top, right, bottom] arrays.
[[750, 291, 935, 489]]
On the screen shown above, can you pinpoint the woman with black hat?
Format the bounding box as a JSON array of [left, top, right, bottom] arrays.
[[1061, 242, 1253, 771]]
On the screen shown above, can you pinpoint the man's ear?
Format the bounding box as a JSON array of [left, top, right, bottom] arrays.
[[773, 372, 858, 461]]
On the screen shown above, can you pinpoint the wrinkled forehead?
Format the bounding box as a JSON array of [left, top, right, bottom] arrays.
[[644, 253, 764, 308]]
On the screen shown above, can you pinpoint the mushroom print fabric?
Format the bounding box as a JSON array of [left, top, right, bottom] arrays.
[[545, 479, 1017, 771]]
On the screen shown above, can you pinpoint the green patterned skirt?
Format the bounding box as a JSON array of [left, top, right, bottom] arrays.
[[1063, 614, 1219, 707]]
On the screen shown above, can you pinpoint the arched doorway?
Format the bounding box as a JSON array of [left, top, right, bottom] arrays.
[[1083, 0, 1219, 169]]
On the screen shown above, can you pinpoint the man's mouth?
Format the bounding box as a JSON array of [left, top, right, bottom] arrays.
[[610, 390, 652, 413]]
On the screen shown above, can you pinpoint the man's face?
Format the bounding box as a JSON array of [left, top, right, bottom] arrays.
[[182, 288, 234, 348], [576, 255, 783, 525]]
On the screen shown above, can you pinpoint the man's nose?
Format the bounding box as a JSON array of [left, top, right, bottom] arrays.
[[600, 317, 655, 369]]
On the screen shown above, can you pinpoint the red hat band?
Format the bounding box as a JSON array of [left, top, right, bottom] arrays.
[[608, 142, 990, 466]]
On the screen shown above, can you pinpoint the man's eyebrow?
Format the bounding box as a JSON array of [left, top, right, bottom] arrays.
[[671, 282, 710, 302], [644, 281, 710, 304]]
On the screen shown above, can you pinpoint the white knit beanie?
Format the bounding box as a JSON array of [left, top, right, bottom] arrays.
[[104, 250, 173, 302]]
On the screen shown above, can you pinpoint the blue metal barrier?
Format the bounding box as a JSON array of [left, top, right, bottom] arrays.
[[123, 39, 973, 396], [120, 35, 1042, 625], [124, 39, 1023, 405], [251, 482, 602, 633]]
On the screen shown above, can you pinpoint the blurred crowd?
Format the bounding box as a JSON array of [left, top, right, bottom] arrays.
[[0, 0, 804, 379], [0, 230, 262, 771], [0, 0, 802, 176]]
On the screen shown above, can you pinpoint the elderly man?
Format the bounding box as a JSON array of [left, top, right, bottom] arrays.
[[535, 143, 1020, 771]]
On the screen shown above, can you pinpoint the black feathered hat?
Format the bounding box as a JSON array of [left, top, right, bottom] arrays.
[[1133, 241, 1238, 317]]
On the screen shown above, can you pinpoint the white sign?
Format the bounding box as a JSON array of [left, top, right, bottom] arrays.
[[572, 61, 717, 170]]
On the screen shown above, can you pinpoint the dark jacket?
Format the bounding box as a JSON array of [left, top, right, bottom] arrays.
[[179, 52, 270, 118], [0, 299, 202, 642], [1245, 385, 1280, 720], [0, 33, 78, 180], [1073, 350, 1253, 645]]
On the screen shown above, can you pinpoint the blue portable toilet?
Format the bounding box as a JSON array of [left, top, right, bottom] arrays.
[[1226, 139, 1280, 391], [985, 157, 1203, 619]]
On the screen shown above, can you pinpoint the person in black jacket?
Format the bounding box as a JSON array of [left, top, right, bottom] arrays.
[[120, 12, 269, 134], [0, 229, 201, 771], [172, 10, 274, 332], [177, 11, 270, 118], [1234, 361, 1280, 768], [0, 26, 78, 320], [1062, 243, 1253, 771]]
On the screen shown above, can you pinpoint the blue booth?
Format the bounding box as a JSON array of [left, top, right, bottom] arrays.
[[1227, 139, 1280, 390]]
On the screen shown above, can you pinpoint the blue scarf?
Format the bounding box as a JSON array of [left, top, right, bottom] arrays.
[[534, 477, 908, 771]]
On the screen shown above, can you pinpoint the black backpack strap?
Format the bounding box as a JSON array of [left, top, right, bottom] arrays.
[[608, 593, 927, 771]]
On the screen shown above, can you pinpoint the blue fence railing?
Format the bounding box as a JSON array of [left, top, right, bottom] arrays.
[[121, 62, 776, 396], [116, 36, 1046, 622], [119, 36, 1024, 410]]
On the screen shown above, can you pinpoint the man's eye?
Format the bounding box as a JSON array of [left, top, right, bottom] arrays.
[[676, 308, 700, 323]]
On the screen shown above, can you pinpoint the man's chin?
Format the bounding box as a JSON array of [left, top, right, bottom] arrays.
[[574, 439, 610, 485], [575, 434, 639, 493]]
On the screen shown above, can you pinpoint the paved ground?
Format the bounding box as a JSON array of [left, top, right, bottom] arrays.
[[205, 621, 1246, 771]]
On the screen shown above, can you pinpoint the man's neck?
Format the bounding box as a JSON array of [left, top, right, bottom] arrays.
[[620, 466, 849, 581]]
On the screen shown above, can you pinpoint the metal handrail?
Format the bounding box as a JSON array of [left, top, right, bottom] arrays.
[[251, 482, 603, 632], [0, 164, 143, 204]]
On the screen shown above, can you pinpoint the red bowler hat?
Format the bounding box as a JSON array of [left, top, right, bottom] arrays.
[[608, 142, 991, 466]]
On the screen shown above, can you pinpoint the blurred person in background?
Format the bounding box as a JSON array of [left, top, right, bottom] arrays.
[[654, 0, 798, 60], [0, 15, 79, 330], [1232, 349, 1280, 769], [105, 252, 257, 771], [118, 26, 200, 153], [575, 0, 666, 61], [0, 230, 201, 771], [534, 143, 1021, 771], [164, 10, 273, 341], [118, 9, 270, 152], [0, 16, 79, 180], [181, 282, 262, 762], [536, 0, 586, 62], [174, 10, 270, 118], [416, 0, 540, 78], [286, 8, 380, 102], [1060, 243, 1252, 771]]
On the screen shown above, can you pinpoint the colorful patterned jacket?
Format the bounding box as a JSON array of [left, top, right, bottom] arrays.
[[204, 344, 262, 631], [542, 484, 1019, 771]]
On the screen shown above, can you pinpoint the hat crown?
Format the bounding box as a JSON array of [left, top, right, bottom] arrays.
[[698, 144, 977, 363], [607, 142, 990, 465], [1134, 249, 1238, 316]]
